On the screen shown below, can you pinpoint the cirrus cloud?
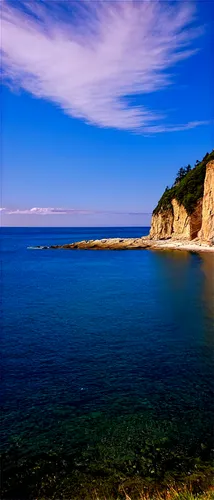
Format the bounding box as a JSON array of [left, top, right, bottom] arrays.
[[1, 0, 207, 132]]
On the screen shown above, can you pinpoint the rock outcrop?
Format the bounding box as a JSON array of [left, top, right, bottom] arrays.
[[49, 238, 152, 250], [150, 209, 173, 239], [32, 237, 214, 252], [150, 199, 203, 241], [198, 160, 214, 244], [189, 199, 203, 240], [171, 199, 190, 239], [149, 160, 213, 244]]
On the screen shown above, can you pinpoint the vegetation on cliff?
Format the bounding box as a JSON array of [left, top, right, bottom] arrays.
[[153, 150, 214, 216]]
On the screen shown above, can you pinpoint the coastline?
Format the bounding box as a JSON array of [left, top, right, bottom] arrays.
[[147, 238, 214, 253], [36, 236, 214, 253]]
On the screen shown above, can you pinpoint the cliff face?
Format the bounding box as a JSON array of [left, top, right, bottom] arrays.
[[189, 199, 203, 240], [150, 159, 214, 244], [171, 199, 190, 239], [198, 160, 214, 244], [150, 199, 202, 240], [150, 209, 173, 239]]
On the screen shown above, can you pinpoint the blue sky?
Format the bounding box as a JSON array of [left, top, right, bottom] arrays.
[[1, 0, 214, 227]]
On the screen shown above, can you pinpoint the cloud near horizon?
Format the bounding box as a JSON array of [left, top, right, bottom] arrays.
[[0, 207, 151, 216], [1, 0, 208, 133]]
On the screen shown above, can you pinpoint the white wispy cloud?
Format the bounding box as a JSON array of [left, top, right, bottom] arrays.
[[142, 120, 211, 134], [1, 207, 95, 215], [1, 207, 151, 216], [1, 0, 207, 132]]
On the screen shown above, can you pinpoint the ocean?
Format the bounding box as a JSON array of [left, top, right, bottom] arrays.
[[1, 227, 214, 498]]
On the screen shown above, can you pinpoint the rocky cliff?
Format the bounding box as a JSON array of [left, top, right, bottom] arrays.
[[150, 154, 214, 245], [150, 198, 203, 241], [198, 160, 214, 244], [36, 153, 214, 253], [149, 209, 173, 239]]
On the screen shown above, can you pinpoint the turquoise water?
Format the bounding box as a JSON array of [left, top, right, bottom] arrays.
[[1, 227, 214, 498]]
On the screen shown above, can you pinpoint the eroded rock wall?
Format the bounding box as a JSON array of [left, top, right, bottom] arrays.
[[171, 199, 190, 239], [190, 199, 203, 240], [150, 199, 203, 241], [149, 159, 214, 243], [198, 161, 214, 244], [149, 209, 173, 239], [149, 201, 191, 240]]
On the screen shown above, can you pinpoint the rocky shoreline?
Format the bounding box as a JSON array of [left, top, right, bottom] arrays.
[[33, 236, 214, 253]]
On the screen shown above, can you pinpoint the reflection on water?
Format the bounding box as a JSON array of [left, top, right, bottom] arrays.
[[200, 253, 214, 317], [152, 250, 202, 333], [200, 253, 214, 350]]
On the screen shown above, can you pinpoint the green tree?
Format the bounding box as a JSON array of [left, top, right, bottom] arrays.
[[174, 167, 186, 185], [185, 164, 191, 174], [153, 149, 214, 216]]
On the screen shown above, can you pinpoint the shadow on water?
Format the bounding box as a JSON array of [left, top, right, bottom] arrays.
[[200, 253, 214, 324]]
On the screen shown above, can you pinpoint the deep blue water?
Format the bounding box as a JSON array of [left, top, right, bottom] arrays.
[[1, 227, 214, 494]]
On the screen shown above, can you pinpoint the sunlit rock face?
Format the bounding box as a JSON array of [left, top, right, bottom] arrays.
[[149, 160, 213, 244], [149, 200, 197, 241], [149, 209, 173, 239], [199, 161, 214, 245], [171, 199, 190, 239]]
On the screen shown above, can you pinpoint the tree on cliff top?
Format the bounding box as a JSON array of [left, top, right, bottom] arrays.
[[153, 150, 214, 215], [174, 165, 192, 185]]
